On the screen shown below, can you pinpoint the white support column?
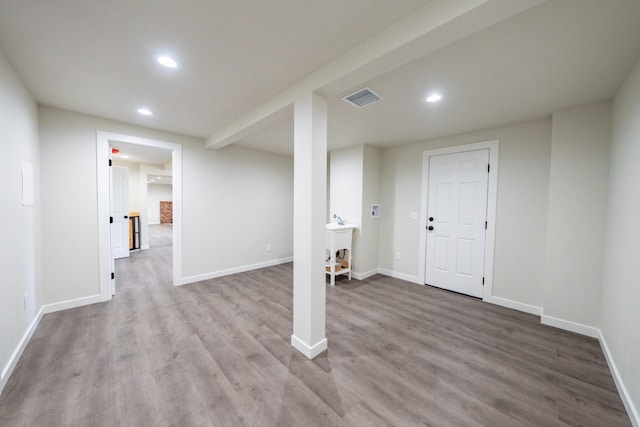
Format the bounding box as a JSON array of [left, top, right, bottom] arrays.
[[291, 92, 328, 359]]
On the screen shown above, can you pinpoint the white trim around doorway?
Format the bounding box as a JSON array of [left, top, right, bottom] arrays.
[[96, 131, 183, 302], [418, 140, 499, 301]]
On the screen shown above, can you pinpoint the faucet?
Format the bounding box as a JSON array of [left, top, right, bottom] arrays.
[[333, 214, 345, 225]]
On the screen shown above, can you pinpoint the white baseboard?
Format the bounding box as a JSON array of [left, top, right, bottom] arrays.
[[291, 335, 328, 359], [141, 244, 150, 250], [181, 257, 293, 286], [377, 268, 422, 285], [484, 296, 542, 316], [1, 306, 44, 395], [352, 268, 379, 280], [599, 330, 639, 427], [43, 294, 102, 314], [540, 314, 600, 338]]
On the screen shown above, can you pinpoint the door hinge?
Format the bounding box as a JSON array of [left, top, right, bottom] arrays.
[[487, 164, 490, 173], [110, 216, 113, 224], [485, 221, 488, 230], [109, 159, 112, 167], [111, 272, 115, 280], [482, 277, 485, 285]]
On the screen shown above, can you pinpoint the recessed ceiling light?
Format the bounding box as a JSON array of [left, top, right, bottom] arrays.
[[137, 108, 153, 116], [120, 155, 130, 159], [157, 176, 162, 179], [156, 55, 178, 68], [426, 94, 443, 103]]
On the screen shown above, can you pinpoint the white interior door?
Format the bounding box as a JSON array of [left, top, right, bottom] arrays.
[[425, 149, 489, 298], [110, 166, 130, 260]]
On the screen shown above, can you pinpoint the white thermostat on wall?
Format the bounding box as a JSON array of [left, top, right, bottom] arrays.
[[371, 204, 380, 218]]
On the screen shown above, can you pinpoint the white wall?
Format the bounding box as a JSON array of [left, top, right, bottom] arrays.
[[329, 146, 363, 273], [181, 143, 293, 279], [147, 184, 172, 224], [329, 145, 363, 226], [39, 106, 294, 303], [542, 102, 611, 330], [601, 58, 640, 421], [39, 108, 193, 303], [328, 145, 381, 276], [0, 50, 41, 393], [379, 118, 552, 307], [358, 145, 381, 275]]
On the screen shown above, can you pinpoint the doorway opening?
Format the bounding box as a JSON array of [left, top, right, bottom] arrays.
[[112, 141, 175, 294], [418, 140, 499, 301], [97, 131, 183, 302]]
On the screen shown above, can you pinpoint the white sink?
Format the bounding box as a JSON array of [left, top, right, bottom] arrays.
[[326, 223, 358, 231]]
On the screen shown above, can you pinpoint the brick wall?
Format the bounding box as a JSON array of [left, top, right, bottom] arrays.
[[160, 201, 173, 224]]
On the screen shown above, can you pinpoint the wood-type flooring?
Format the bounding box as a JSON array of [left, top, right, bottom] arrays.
[[0, 225, 631, 426]]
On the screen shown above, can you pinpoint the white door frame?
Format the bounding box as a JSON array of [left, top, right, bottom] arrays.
[[418, 140, 499, 301], [97, 131, 183, 302]]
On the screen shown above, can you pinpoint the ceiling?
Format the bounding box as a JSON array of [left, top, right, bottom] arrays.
[[148, 175, 173, 186], [110, 141, 172, 166], [0, 0, 428, 138], [110, 140, 173, 184], [236, 0, 640, 156], [1, 1, 640, 157]]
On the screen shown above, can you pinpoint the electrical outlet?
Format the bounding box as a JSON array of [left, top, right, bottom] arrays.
[[24, 292, 28, 310], [395, 252, 401, 261], [266, 244, 272, 252]]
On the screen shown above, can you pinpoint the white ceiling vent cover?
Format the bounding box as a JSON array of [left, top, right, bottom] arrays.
[[342, 87, 383, 108]]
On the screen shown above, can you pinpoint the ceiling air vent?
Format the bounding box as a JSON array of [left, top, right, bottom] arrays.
[[342, 87, 383, 108]]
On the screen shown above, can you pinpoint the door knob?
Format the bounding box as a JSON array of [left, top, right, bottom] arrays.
[[428, 226, 434, 231], [429, 217, 434, 222], [124, 215, 129, 219]]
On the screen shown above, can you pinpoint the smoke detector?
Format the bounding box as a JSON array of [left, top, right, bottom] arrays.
[[342, 87, 383, 108]]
